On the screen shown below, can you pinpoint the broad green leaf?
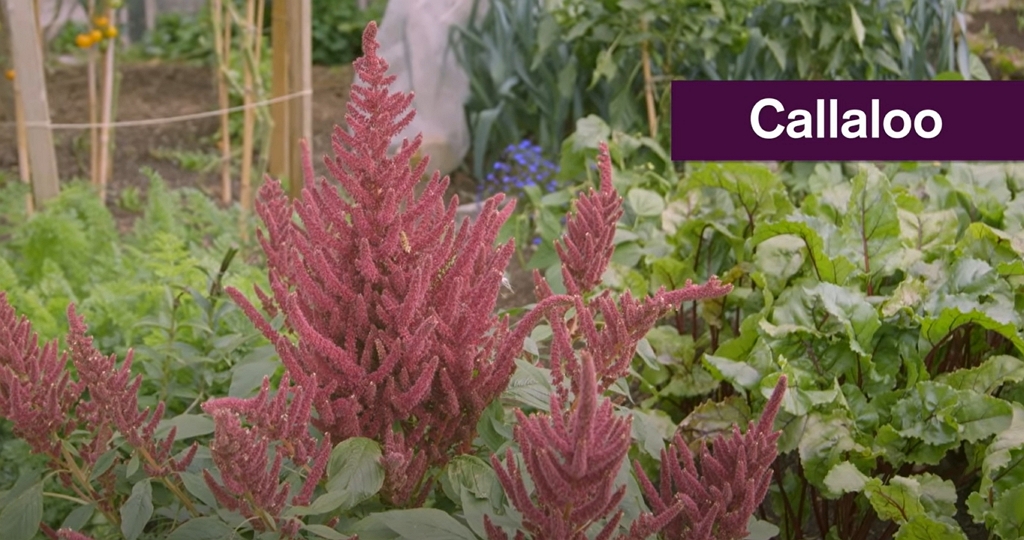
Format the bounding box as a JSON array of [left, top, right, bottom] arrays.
[[841, 167, 902, 286], [503, 359, 552, 412], [823, 462, 869, 497], [806, 282, 880, 356], [894, 515, 968, 539], [60, 503, 95, 532], [627, 188, 665, 218], [797, 410, 862, 488], [704, 354, 762, 389], [303, 524, 352, 539], [441, 455, 505, 538], [166, 516, 237, 540], [897, 209, 958, 255], [753, 234, 806, 293], [864, 476, 926, 524], [350, 508, 477, 540], [936, 355, 1024, 394], [120, 479, 154, 540], [0, 479, 42, 540], [678, 396, 751, 446], [919, 307, 1024, 356], [180, 471, 220, 509], [991, 483, 1024, 540], [751, 221, 855, 284], [323, 438, 385, 512], [157, 414, 215, 440]]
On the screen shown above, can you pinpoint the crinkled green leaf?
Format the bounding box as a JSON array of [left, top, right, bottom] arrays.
[[823, 462, 869, 497], [751, 220, 855, 284], [936, 355, 1024, 394], [894, 514, 968, 539], [840, 166, 903, 285], [864, 476, 926, 524]]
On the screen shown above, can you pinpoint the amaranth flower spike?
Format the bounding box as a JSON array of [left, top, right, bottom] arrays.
[[225, 21, 546, 506]]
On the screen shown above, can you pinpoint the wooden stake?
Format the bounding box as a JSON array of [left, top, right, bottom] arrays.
[[640, 19, 657, 140], [87, 1, 99, 187], [13, 66, 34, 215], [211, 0, 232, 204], [287, 0, 311, 199], [97, 16, 117, 202], [268, 0, 290, 187], [3, 0, 59, 205], [238, 0, 256, 217]]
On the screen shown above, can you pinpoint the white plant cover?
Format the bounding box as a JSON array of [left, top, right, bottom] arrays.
[[365, 0, 485, 176]]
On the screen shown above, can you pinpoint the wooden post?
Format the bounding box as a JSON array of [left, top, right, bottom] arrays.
[[268, 0, 290, 185], [287, 0, 311, 199], [3, 0, 59, 205]]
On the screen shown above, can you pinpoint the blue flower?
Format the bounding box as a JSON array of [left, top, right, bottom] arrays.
[[481, 139, 561, 200]]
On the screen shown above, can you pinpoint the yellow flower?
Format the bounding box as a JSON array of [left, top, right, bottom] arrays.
[[75, 33, 94, 48], [92, 16, 109, 28]]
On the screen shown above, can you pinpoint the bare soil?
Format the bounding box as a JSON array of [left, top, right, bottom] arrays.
[[0, 59, 536, 307]]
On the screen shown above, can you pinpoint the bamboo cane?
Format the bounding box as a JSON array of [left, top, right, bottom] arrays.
[[237, 0, 257, 229], [13, 67, 34, 215], [211, 0, 232, 205], [97, 9, 117, 202], [87, 1, 99, 187]]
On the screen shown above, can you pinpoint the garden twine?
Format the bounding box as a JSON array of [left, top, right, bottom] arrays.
[[1, 88, 312, 130]]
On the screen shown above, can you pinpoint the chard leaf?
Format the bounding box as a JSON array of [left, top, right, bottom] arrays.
[[840, 167, 903, 287]]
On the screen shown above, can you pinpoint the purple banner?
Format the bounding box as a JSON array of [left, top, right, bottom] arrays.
[[671, 81, 1024, 161]]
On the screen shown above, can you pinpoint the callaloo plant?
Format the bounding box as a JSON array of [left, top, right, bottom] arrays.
[[224, 20, 550, 507], [484, 141, 788, 539]]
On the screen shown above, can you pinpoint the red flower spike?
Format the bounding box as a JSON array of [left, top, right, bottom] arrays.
[[634, 376, 787, 540], [201, 375, 330, 536], [224, 21, 539, 506]]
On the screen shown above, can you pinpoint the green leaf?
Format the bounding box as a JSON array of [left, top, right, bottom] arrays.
[[806, 282, 881, 356], [120, 479, 154, 540], [180, 471, 220, 509], [936, 355, 1024, 394], [841, 167, 902, 285], [849, 4, 865, 48], [627, 188, 665, 218], [0, 480, 42, 540], [166, 516, 237, 540], [704, 354, 762, 389], [60, 503, 95, 532], [751, 221, 855, 284], [590, 48, 618, 88], [864, 476, 926, 524], [991, 484, 1024, 539], [823, 462, 869, 497], [897, 209, 958, 255], [351, 508, 478, 540], [158, 414, 215, 440], [303, 524, 352, 539], [894, 515, 968, 539], [920, 308, 1024, 356], [323, 438, 385, 512]]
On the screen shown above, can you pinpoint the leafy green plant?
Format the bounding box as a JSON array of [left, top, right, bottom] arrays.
[[554, 114, 1024, 537], [128, 11, 215, 63], [309, 0, 387, 65]]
